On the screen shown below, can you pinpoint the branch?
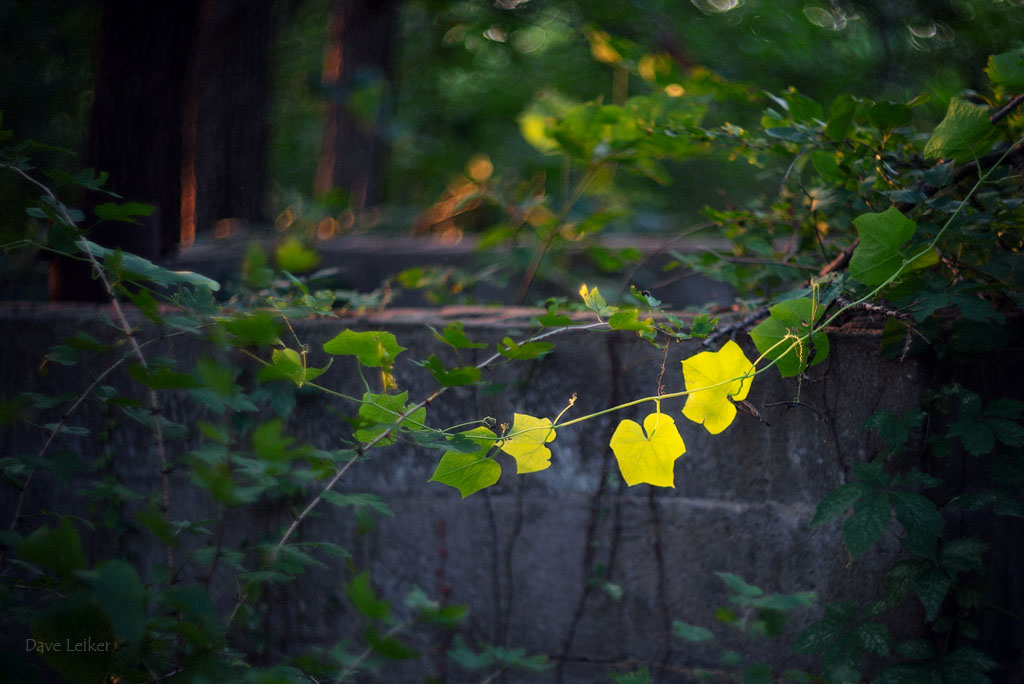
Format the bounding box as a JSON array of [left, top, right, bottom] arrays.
[[3, 163, 175, 571]]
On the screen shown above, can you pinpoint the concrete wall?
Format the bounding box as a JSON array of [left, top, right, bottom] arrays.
[[0, 304, 934, 682]]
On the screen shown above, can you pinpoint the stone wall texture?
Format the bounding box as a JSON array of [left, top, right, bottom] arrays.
[[1, 303, 1018, 683]]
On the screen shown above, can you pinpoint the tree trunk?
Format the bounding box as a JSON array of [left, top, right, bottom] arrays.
[[51, 0, 199, 301], [314, 0, 400, 210], [51, 0, 275, 300], [186, 0, 274, 247]]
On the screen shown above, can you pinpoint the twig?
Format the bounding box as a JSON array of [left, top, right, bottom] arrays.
[[3, 164, 174, 572], [227, 319, 610, 627], [700, 307, 770, 349], [990, 93, 1024, 125], [818, 239, 859, 277]]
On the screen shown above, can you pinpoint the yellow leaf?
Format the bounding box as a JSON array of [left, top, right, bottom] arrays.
[[681, 340, 755, 435], [500, 413, 556, 474], [610, 412, 686, 487]]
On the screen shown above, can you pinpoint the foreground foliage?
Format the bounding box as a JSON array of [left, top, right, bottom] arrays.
[[2, 40, 1024, 684]]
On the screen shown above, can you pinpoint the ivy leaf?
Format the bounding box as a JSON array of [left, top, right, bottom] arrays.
[[258, 348, 329, 387], [497, 337, 553, 360], [417, 355, 482, 386], [849, 208, 937, 287], [608, 308, 655, 335], [749, 298, 829, 378], [911, 565, 951, 622], [500, 413, 556, 474], [810, 481, 868, 527], [681, 340, 755, 434], [579, 283, 614, 317], [354, 392, 427, 446], [924, 97, 996, 163], [346, 571, 390, 621], [323, 330, 406, 368], [222, 313, 283, 346], [429, 427, 501, 498], [431, 321, 487, 350], [609, 412, 686, 487], [843, 490, 891, 558]]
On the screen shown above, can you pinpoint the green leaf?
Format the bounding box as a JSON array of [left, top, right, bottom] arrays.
[[862, 409, 925, 452], [986, 47, 1024, 90], [579, 283, 614, 317], [873, 663, 939, 684], [128, 364, 199, 390], [354, 391, 427, 446], [749, 298, 829, 378], [323, 329, 406, 368], [742, 664, 773, 684], [320, 491, 392, 517], [366, 625, 419, 660], [497, 336, 553, 360], [947, 419, 995, 456], [275, 237, 320, 273], [431, 321, 487, 349], [78, 560, 146, 642], [672, 620, 715, 643], [716, 572, 764, 598], [258, 348, 328, 387], [608, 308, 655, 335], [856, 622, 890, 657], [84, 240, 220, 291], [94, 201, 154, 224], [418, 355, 483, 386], [824, 94, 857, 141], [911, 564, 951, 622], [892, 491, 942, 559], [843, 490, 891, 558], [429, 427, 501, 497], [849, 208, 933, 287], [345, 571, 390, 621], [18, 516, 86, 580], [868, 101, 912, 130], [793, 616, 847, 655], [924, 97, 996, 163], [810, 482, 868, 526], [136, 501, 179, 548], [222, 313, 283, 346], [940, 537, 988, 575]]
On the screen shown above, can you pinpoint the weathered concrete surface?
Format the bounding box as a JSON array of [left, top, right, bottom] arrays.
[[0, 304, 946, 682]]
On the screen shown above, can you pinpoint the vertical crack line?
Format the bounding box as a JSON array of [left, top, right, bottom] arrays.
[[484, 491, 504, 645], [647, 489, 673, 684], [556, 336, 623, 684], [501, 478, 525, 650]]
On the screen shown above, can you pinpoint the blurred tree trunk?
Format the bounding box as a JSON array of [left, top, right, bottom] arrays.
[[50, 0, 199, 301], [51, 0, 274, 300], [315, 0, 400, 210], [186, 0, 274, 247]]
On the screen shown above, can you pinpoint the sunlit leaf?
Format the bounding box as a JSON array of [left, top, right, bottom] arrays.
[[429, 426, 501, 497], [323, 329, 406, 367], [749, 298, 829, 378], [500, 413, 555, 474], [609, 412, 686, 487], [431, 321, 487, 349], [275, 237, 320, 273], [258, 348, 329, 387], [849, 208, 937, 287], [681, 341, 755, 434], [924, 97, 996, 163], [354, 392, 426, 446]]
